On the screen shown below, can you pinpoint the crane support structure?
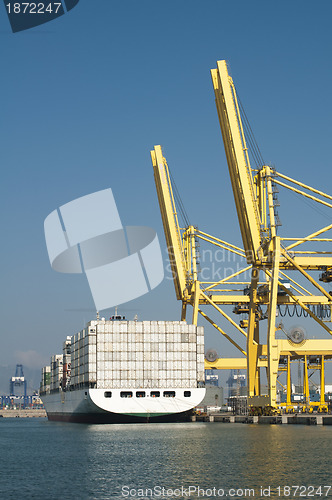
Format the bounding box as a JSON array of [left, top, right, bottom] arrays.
[[151, 59, 332, 413]]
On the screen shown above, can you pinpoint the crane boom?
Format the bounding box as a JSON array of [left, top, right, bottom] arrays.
[[151, 145, 187, 300], [211, 60, 262, 263]]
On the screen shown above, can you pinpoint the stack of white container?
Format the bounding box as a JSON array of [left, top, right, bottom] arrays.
[[69, 320, 204, 390], [40, 365, 51, 393], [70, 325, 97, 387], [62, 336, 72, 389], [50, 354, 63, 392]]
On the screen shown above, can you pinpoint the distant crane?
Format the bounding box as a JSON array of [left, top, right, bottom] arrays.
[[10, 364, 27, 398], [227, 370, 246, 398]]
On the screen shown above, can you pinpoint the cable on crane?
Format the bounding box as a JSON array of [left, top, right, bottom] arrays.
[[168, 168, 190, 228], [281, 187, 331, 222], [237, 94, 265, 170], [278, 303, 330, 319], [288, 304, 295, 317], [278, 305, 287, 317]]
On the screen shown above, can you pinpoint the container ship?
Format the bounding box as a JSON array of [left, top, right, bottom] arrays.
[[40, 317, 206, 423]]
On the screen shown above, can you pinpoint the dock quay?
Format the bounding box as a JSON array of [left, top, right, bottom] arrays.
[[0, 409, 47, 418], [192, 413, 332, 425]]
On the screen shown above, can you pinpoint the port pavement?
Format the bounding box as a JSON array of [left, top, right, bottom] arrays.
[[0, 409, 47, 418]]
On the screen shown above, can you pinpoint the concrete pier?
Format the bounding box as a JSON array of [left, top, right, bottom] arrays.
[[0, 409, 47, 418], [194, 413, 332, 425]]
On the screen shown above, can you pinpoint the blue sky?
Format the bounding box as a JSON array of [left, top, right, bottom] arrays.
[[1, 1, 332, 387]]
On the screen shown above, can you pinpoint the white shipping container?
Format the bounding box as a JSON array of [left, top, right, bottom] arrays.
[[120, 352, 128, 361], [127, 352, 135, 361], [172, 351, 180, 361], [143, 322, 150, 333], [135, 322, 143, 333], [97, 352, 105, 362], [113, 361, 121, 371], [172, 324, 180, 334]]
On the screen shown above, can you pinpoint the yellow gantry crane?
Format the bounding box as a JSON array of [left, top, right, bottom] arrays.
[[151, 59, 332, 413]]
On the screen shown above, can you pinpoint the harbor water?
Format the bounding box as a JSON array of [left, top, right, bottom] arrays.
[[1, 418, 331, 500]]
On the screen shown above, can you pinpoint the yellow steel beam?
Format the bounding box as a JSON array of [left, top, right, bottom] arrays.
[[279, 270, 312, 296], [304, 355, 310, 405], [276, 171, 332, 202], [280, 249, 332, 303], [279, 256, 332, 269], [203, 265, 252, 292], [195, 234, 245, 257], [320, 356, 325, 405], [264, 166, 277, 238], [278, 338, 332, 356], [247, 267, 261, 397], [284, 223, 332, 251], [264, 270, 332, 335], [273, 178, 332, 209], [211, 61, 262, 261], [192, 281, 200, 325], [198, 308, 246, 355], [200, 290, 249, 339], [286, 356, 291, 406], [205, 357, 268, 370], [195, 230, 244, 253], [266, 236, 281, 407], [205, 358, 247, 370], [151, 146, 187, 300], [200, 294, 331, 305]]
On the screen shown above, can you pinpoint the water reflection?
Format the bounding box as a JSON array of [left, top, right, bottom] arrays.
[[1, 419, 331, 499]]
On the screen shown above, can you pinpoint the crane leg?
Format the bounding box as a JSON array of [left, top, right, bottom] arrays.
[[286, 355, 291, 406], [320, 355, 325, 405], [181, 302, 187, 322], [254, 322, 261, 395], [267, 236, 280, 407], [247, 267, 259, 397], [192, 281, 200, 325], [304, 355, 310, 406]]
